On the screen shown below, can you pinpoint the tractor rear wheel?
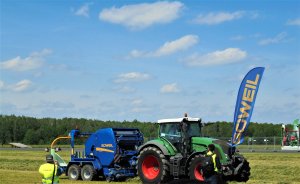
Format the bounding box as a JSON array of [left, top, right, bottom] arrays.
[[189, 155, 205, 182], [138, 147, 170, 184], [235, 159, 251, 182], [68, 164, 81, 180], [81, 164, 97, 181]]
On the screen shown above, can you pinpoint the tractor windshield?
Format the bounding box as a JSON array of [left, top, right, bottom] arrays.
[[160, 123, 181, 138], [159, 123, 182, 145], [159, 121, 201, 140]]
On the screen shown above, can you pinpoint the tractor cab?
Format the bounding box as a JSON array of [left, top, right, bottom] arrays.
[[158, 115, 202, 155], [158, 116, 202, 143]]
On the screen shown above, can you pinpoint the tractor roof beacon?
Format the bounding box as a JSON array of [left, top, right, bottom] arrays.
[[137, 114, 250, 184]]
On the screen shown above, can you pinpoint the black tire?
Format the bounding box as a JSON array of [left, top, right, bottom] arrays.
[[189, 155, 206, 183], [236, 159, 251, 182], [138, 146, 170, 184], [81, 164, 97, 181], [106, 176, 114, 182], [68, 164, 81, 180]]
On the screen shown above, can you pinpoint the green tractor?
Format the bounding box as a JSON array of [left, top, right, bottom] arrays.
[[137, 115, 250, 183]]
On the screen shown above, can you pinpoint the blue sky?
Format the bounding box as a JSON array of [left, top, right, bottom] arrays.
[[0, 0, 299, 123]]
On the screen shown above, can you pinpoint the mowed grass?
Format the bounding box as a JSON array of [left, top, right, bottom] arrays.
[[0, 149, 299, 184], [241, 152, 300, 184]]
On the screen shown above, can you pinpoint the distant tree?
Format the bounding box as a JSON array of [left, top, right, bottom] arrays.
[[0, 120, 10, 145], [24, 129, 40, 144], [0, 115, 286, 145]]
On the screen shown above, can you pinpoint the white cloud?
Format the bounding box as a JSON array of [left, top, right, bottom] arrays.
[[0, 49, 52, 71], [10, 80, 33, 92], [183, 48, 247, 66], [230, 33, 262, 41], [99, 1, 183, 30], [115, 86, 136, 93], [131, 107, 151, 113], [114, 72, 150, 83], [193, 11, 244, 25], [0, 79, 33, 92], [153, 35, 199, 56], [286, 18, 300, 26], [249, 11, 259, 19], [230, 35, 244, 41], [258, 32, 288, 45], [127, 35, 198, 59], [0, 80, 4, 90], [127, 50, 145, 59], [160, 83, 180, 93], [75, 3, 91, 17], [132, 99, 143, 105]]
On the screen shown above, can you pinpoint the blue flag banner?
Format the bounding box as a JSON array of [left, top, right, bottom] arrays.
[[231, 67, 265, 146]]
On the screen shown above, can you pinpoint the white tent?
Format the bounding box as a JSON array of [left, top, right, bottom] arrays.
[[9, 142, 32, 148]]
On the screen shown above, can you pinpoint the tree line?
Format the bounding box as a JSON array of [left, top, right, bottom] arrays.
[[0, 115, 290, 145]]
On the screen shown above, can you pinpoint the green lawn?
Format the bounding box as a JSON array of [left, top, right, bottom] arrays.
[[0, 149, 299, 184]]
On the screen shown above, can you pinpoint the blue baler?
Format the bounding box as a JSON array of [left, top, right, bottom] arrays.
[[52, 128, 143, 181]]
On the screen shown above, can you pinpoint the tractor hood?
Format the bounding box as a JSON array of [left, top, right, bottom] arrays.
[[191, 137, 215, 153], [191, 137, 215, 145], [191, 137, 233, 163]]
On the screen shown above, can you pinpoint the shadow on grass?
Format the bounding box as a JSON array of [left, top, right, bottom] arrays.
[[168, 179, 204, 184], [60, 177, 204, 183]]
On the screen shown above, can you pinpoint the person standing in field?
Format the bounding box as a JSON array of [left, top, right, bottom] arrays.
[[39, 155, 63, 184], [205, 144, 222, 184]]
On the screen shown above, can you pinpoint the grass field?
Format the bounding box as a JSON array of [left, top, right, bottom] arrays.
[[0, 149, 299, 184]]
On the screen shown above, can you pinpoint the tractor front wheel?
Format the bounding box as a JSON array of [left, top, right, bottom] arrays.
[[68, 164, 81, 180], [189, 155, 205, 182], [235, 159, 251, 182], [138, 147, 170, 184]]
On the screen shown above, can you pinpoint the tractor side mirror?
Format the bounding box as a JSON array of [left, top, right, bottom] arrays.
[[198, 119, 203, 128]]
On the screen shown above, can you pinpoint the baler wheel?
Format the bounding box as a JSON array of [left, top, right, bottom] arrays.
[[68, 164, 81, 180], [138, 147, 170, 184], [189, 155, 205, 182], [81, 164, 97, 181]]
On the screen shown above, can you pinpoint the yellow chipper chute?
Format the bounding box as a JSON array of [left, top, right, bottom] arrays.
[[48, 136, 71, 167]]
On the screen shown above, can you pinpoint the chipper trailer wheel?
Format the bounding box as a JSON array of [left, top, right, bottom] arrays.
[[81, 164, 97, 181], [189, 155, 205, 182], [138, 147, 170, 184], [68, 164, 81, 180]]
